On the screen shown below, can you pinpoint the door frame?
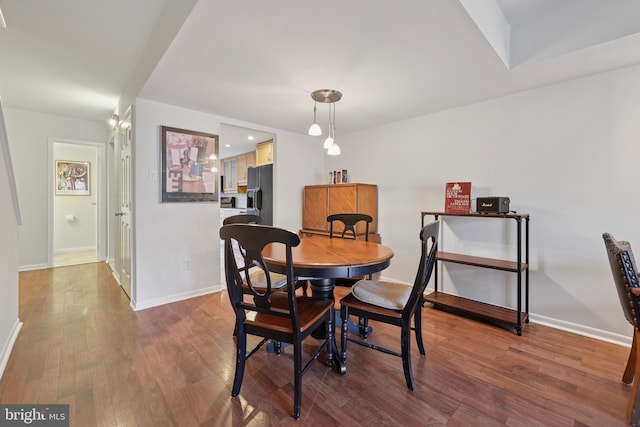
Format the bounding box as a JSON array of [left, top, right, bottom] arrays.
[[47, 137, 107, 267]]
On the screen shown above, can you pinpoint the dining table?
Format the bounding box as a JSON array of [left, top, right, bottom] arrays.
[[262, 235, 395, 373]]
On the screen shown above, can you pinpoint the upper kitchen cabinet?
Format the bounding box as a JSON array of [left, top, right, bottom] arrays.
[[236, 151, 256, 186], [222, 157, 237, 193], [246, 151, 256, 169], [223, 151, 256, 191], [256, 140, 273, 165]]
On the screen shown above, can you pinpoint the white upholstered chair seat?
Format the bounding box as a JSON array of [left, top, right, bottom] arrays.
[[351, 279, 412, 310]]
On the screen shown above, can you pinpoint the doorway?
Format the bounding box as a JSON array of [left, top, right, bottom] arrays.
[[48, 138, 106, 268], [219, 123, 276, 284]]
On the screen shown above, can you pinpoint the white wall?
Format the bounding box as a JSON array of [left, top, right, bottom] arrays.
[[326, 63, 640, 343], [0, 102, 21, 381], [53, 143, 98, 253], [4, 108, 108, 269], [132, 99, 323, 309]]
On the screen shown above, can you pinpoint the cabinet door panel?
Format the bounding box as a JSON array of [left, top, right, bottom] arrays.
[[356, 184, 378, 234], [237, 155, 247, 184], [328, 185, 357, 234], [303, 186, 329, 231], [256, 141, 273, 165], [246, 152, 256, 169]]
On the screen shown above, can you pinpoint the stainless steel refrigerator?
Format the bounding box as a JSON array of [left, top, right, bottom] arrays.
[[246, 164, 273, 225]]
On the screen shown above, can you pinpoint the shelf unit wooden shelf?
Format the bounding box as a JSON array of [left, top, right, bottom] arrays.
[[422, 211, 530, 335]]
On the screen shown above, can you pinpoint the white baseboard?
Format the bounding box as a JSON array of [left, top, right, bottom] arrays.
[[0, 318, 23, 382], [529, 313, 632, 347], [54, 246, 96, 254], [18, 263, 48, 272], [132, 286, 222, 311]]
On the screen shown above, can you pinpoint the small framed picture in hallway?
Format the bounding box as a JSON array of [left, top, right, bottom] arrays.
[[55, 160, 90, 196]]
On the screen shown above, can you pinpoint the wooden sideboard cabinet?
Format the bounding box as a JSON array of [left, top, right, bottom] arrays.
[[300, 183, 379, 242], [421, 211, 530, 335]]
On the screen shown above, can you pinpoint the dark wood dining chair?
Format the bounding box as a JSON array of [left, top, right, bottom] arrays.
[[223, 213, 262, 226], [220, 223, 335, 420], [328, 213, 375, 336], [223, 214, 286, 289], [603, 232, 640, 424], [328, 213, 372, 241], [223, 213, 307, 296], [339, 220, 439, 390]]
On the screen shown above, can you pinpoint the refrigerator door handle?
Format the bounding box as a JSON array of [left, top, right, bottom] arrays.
[[255, 187, 262, 210]]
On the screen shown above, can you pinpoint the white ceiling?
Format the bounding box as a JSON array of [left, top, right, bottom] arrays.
[[2, 0, 640, 139]]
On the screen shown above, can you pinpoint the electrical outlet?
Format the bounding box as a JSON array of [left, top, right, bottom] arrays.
[[183, 258, 192, 270]]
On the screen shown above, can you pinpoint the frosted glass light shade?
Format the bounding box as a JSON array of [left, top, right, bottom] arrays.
[[327, 143, 341, 155], [308, 123, 322, 136], [323, 136, 334, 149]]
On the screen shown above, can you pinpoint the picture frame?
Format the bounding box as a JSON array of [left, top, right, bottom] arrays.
[[161, 126, 219, 202], [55, 160, 90, 196]]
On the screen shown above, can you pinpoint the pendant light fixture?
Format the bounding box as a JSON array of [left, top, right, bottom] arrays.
[[323, 102, 334, 149], [308, 101, 322, 136], [309, 89, 342, 155]]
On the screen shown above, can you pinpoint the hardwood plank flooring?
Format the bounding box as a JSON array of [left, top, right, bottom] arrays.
[[0, 263, 632, 426], [53, 249, 99, 267]]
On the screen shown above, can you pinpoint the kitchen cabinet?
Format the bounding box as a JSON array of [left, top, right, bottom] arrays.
[[246, 151, 256, 169], [421, 211, 530, 335], [223, 151, 256, 191], [256, 140, 273, 165], [222, 158, 237, 193], [237, 154, 247, 185], [300, 183, 379, 242], [236, 151, 255, 186]]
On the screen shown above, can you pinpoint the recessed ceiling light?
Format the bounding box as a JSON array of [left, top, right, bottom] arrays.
[[247, 135, 254, 140], [0, 7, 6, 29], [225, 144, 231, 148]]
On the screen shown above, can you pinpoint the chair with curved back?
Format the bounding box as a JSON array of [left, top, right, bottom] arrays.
[[220, 223, 334, 419], [223, 213, 307, 296], [339, 220, 439, 390], [328, 213, 374, 336], [223, 213, 262, 226], [603, 232, 640, 424], [223, 214, 286, 289], [328, 213, 372, 241]]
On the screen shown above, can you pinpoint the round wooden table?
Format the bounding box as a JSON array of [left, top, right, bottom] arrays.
[[263, 235, 394, 374], [263, 235, 394, 298]]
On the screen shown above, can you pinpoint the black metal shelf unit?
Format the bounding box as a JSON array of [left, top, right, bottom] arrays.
[[421, 211, 530, 335]]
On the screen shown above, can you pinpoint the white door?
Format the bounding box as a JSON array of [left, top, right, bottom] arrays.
[[116, 108, 132, 298]]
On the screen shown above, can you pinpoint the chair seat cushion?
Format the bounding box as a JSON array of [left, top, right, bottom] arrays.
[[351, 279, 412, 310], [246, 268, 287, 289]]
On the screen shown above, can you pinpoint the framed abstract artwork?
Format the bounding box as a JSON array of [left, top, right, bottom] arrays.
[[55, 160, 90, 196], [161, 126, 219, 202]]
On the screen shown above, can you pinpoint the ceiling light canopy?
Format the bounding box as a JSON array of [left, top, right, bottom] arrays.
[[308, 89, 342, 156]]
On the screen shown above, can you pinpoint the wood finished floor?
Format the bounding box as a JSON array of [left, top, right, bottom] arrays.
[[0, 262, 633, 426], [53, 249, 99, 267]]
